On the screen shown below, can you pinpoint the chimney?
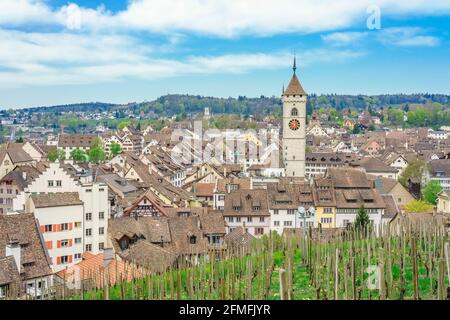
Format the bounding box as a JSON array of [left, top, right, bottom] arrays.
[[224, 167, 227, 178], [102, 248, 114, 268], [6, 240, 21, 273], [250, 177, 253, 190], [22, 171, 27, 181]]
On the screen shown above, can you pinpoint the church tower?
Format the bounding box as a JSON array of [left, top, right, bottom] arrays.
[[282, 57, 307, 178]]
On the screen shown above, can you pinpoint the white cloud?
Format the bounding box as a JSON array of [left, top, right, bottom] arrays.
[[2, 0, 450, 37], [115, 0, 450, 37], [322, 27, 440, 47], [0, 0, 53, 25], [0, 1, 442, 89], [0, 28, 364, 88], [321, 32, 368, 46], [377, 27, 441, 47]]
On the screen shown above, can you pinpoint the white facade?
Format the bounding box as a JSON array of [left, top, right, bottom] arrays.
[[269, 209, 297, 234], [225, 216, 270, 237], [13, 163, 109, 271], [389, 155, 408, 174], [428, 130, 448, 140], [307, 124, 329, 137], [33, 204, 84, 273], [335, 208, 384, 230]]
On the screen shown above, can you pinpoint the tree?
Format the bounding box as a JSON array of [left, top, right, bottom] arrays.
[[398, 159, 426, 187], [352, 125, 361, 134], [70, 148, 87, 162], [118, 120, 131, 130], [88, 137, 106, 164], [110, 142, 122, 156], [57, 149, 66, 161], [354, 206, 370, 232], [47, 149, 65, 162], [422, 180, 443, 205], [47, 149, 58, 162], [89, 147, 105, 164], [405, 200, 434, 213]]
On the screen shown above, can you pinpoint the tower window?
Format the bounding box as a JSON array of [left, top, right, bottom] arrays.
[[291, 108, 298, 116]]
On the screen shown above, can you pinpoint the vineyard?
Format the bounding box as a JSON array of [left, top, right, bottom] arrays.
[[59, 217, 450, 300]]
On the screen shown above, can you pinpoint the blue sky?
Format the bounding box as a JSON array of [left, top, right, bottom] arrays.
[[0, 1, 450, 109]]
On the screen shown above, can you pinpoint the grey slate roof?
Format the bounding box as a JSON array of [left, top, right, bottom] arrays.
[[30, 192, 83, 208]]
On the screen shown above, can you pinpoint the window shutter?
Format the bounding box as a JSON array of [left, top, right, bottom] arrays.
[[68, 255, 73, 263], [69, 223, 73, 231], [57, 257, 61, 265], [53, 224, 58, 232], [40, 225, 45, 233], [46, 241, 52, 250], [57, 240, 61, 248], [69, 239, 73, 247]]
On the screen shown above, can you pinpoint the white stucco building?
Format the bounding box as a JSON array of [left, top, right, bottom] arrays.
[[13, 162, 109, 272]]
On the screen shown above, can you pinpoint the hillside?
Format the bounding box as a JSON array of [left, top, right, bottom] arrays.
[[13, 93, 450, 119]]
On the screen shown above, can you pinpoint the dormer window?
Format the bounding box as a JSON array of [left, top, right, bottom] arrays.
[[119, 237, 129, 250], [189, 235, 197, 244]]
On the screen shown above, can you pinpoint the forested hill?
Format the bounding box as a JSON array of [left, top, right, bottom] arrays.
[[15, 93, 450, 118]]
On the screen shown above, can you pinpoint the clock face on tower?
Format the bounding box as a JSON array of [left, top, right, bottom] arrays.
[[288, 119, 300, 131]]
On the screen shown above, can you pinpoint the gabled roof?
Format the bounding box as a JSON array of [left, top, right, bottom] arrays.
[[224, 227, 255, 247], [56, 252, 143, 288], [381, 194, 400, 220], [428, 159, 450, 177], [358, 157, 398, 173], [325, 168, 372, 189], [168, 216, 209, 254], [123, 190, 168, 217], [223, 189, 270, 216], [0, 148, 33, 164], [0, 256, 20, 286], [109, 216, 172, 245], [0, 213, 52, 281], [58, 134, 97, 148]]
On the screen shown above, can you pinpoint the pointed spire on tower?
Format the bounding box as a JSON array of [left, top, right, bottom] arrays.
[[283, 56, 307, 96], [282, 84, 285, 95], [293, 55, 297, 74]]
